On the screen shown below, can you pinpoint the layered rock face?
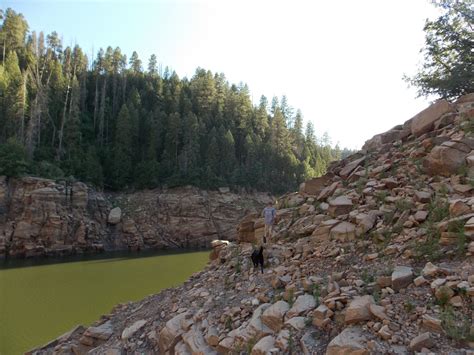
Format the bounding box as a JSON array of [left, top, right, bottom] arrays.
[[0, 180, 269, 258], [31, 94, 474, 354], [0, 177, 108, 258]]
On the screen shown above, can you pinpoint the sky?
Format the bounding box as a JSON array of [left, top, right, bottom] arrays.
[[3, 0, 442, 149]]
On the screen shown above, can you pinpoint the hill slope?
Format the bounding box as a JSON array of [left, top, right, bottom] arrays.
[[30, 94, 474, 354]]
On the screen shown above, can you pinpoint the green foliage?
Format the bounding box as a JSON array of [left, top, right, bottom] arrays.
[[0, 8, 347, 193], [32, 160, 64, 179], [404, 0, 474, 99], [311, 283, 320, 305], [403, 301, 415, 313], [0, 138, 28, 177], [360, 269, 375, 284], [440, 306, 474, 342], [448, 219, 467, 256]]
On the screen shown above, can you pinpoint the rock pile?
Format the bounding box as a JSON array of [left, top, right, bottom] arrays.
[[30, 94, 474, 354]]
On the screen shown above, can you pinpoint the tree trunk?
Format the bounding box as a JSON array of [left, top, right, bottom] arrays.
[[57, 78, 71, 160]]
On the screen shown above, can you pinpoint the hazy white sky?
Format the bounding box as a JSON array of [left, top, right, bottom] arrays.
[[5, 0, 442, 149]]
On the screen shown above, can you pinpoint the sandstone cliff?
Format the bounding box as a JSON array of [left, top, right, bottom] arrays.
[[0, 180, 270, 258], [30, 94, 474, 354]]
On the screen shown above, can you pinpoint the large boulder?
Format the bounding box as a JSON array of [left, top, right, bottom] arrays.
[[158, 313, 187, 353], [410, 99, 455, 136], [108, 207, 122, 225], [286, 294, 316, 319], [339, 156, 365, 179], [345, 295, 374, 324], [328, 196, 353, 217], [237, 213, 258, 243], [423, 141, 471, 177], [326, 327, 369, 355], [330, 221, 356, 242], [182, 325, 217, 354], [121, 319, 147, 340], [251, 335, 276, 355], [300, 175, 333, 196], [261, 301, 290, 332]]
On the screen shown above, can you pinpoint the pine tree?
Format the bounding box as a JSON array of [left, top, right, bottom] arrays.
[[111, 104, 133, 189], [148, 54, 158, 75]]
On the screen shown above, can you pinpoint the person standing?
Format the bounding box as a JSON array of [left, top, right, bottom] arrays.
[[262, 201, 276, 244]]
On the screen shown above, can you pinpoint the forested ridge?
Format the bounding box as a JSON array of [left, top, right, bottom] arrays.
[[0, 8, 353, 193]]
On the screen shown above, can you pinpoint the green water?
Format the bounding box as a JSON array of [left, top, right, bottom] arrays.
[[0, 250, 209, 355]]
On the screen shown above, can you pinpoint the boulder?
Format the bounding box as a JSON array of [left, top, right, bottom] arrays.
[[284, 316, 307, 330], [330, 222, 356, 242], [158, 313, 187, 353], [356, 211, 378, 236], [368, 304, 388, 321], [108, 207, 122, 225], [345, 295, 374, 324], [326, 327, 369, 355], [414, 191, 431, 203], [422, 262, 440, 277], [424, 141, 470, 177], [422, 315, 443, 333], [317, 181, 340, 201], [409, 332, 433, 351], [217, 337, 235, 354], [182, 325, 217, 355], [410, 99, 455, 136], [328, 196, 353, 217], [339, 156, 366, 179], [391, 266, 413, 291], [121, 319, 147, 340], [286, 294, 316, 319], [261, 301, 290, 332], [300, 175, 333, 195], [449, 200, 471, 217], [414, 210, 428, 222], [205, 326, 219, 346], [251, 335, 276, 355]]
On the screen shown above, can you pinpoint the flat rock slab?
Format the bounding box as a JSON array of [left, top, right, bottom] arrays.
[[286, 294, 316, 319], [84, 321, 114, 340], [121, 319, 147, 340]]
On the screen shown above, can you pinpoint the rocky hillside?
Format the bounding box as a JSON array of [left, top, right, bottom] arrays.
[[0, 180, 269, 258], [30, 94, 473, 354]]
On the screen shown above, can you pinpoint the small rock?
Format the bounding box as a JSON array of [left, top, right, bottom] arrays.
[[414, 191, 431, 203], [391, 266, 413, 291], [378, 325, 392, 340], [414, 276, 428, 287]]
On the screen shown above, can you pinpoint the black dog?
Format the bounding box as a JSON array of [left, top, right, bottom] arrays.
[[251, 246, 264, 273]]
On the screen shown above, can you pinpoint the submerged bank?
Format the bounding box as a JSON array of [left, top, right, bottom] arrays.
[[0, 249, 209, 355]]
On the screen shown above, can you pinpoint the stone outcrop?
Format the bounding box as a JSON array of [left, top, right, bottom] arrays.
[[0, 179, 269, 258]]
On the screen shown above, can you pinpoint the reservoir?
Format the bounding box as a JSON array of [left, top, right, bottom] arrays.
[[0, 250, 209, 355]]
